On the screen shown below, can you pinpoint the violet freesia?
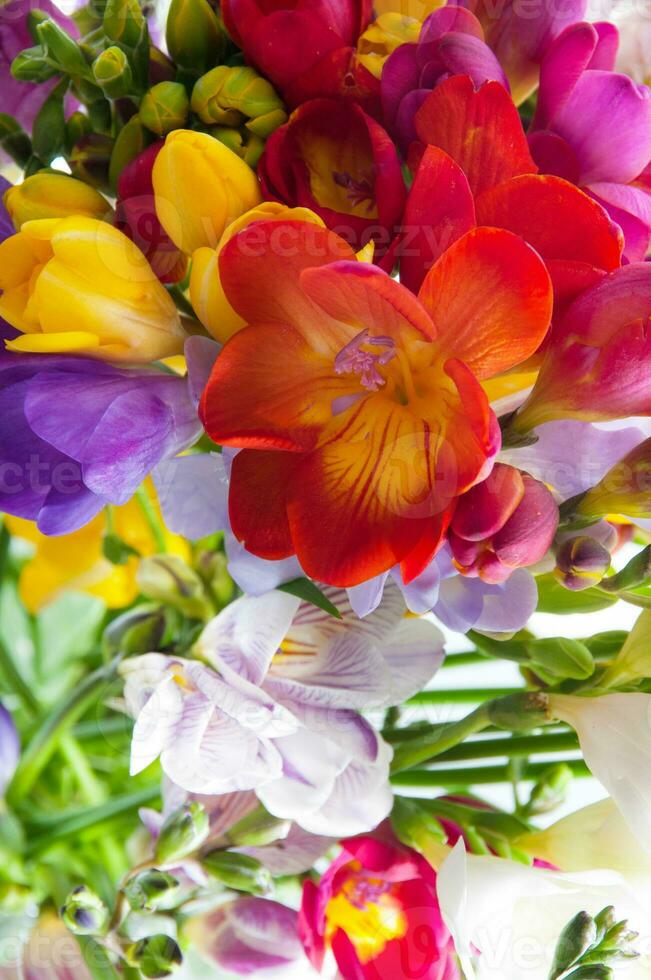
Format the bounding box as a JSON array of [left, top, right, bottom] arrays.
[[0, 341, 203, 535], [0, 703, 19, 795], [529, 21, 651, 259], [381, 5, 508, 152], [123, 586, 444, 836]]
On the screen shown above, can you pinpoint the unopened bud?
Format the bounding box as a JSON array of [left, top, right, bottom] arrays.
[[202, 850, 272, 896], [65, 111, 92, 152], [212, 126, 265, 168], [140, 82, 190, 136], [526, 763, 572, 815], [103, 603, 172, 656], [191, 65, 285, 127], [136, 555, 212, 619], [526, 637, 594, 682], [124, 869, 181, 912], [36, 19, 90, 78], [104, 0, 146, 49], [550, 910, 597, 979], [556, 536, 611, 591], [225, 806, 291, 848], [390, 797, 446, 852], [126, 934, 182, 978], [61, 885, 109, 936], [487, 691, 552, 731], [93, 45, 133, 98], [166, 0, 226, 73], [11, 46, 58, 83], [108, 114, 151, 191], [155, 802, 209, 864]]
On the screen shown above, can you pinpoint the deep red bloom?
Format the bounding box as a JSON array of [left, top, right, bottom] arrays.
[[401, 76, 623, 316], [259, 98, 406, 259], [299, 832, 459, 980], [449, 463, 558, 583], [115, 141, 187, 284], [221, 0, 378, 109]]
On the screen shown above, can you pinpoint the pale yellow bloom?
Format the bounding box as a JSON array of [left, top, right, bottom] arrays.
[[0, 216, 186, 362], [152, 129, 262, 255]]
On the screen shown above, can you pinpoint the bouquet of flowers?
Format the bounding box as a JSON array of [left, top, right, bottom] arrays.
[[2, 0, 651, 975]]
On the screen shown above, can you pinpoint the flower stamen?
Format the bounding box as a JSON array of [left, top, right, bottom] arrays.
[[334, 328, 396, 391]]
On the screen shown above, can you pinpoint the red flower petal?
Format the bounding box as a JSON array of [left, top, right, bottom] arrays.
[[229, 449, 299, 559], [418, 227, 553, 379], [414, 76, 537, 197]]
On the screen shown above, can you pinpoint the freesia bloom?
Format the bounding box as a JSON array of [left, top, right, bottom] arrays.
[[3, 174, 111, 230], [0, 346, 202, 534], [200, 219, 552, 587], [381, 6, 508, 152], [405, 77, 623, 305], [220, 0, 376, 109], [124, 585, 443, 835], [448, 463, 558, 584], [0, 703, 19, 795], [299, 831, 459, 979], [259, 100, 406, 258], [574, 435, 651, 520], [529, 21, 651, 260], [5, 486, 189, 612], [356, 10, 422, 80], [152, 129, 262, 255], [191, 898, 311, 977], [600, 610, 651, 687], [457, 0, 590, 104], [512, 264, 651, 432], [551, 692, 651, 854], [0, 217, 186, 362], [437, 838, 651, 980], [189, 202, 324, 343], [116, 140, 188, 285]]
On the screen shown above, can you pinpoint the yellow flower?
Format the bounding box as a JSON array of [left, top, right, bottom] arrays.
[[152, 129, 262, 255], [3, 173, 112, 230], [357, 12, 422, 79], [0, 216, 186, 362], [373, 0, 443, 16], [189, 202, 324, 343], [5, 486, 189, 613]]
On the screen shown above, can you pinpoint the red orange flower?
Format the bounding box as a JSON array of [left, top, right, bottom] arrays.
[[402, 76, 623, 310], [200, 219, 552, 587]]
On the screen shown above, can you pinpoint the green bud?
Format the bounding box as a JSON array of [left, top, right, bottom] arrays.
[[11, 45, 58, 82], [487, 691, 552, 732], [124, 869, 181, 912], [0, 114, 32, 168], [562, 968, 613, 980], [87, 96, 113, 134], [102, 531, 140, 565], [69, 133, 114, 191], [61, 885, 109, 936], [196, 549, 235, 606], [166, 0, 226, 74], [32, 79, 67, 163], [136, 555, 212, 619], [36, 19, 91, 78], [92, 45, 133, 98], [211, 126, 265, 168], [65, 111, 93, 153], [191, 65, 284, 126], [390, 797, 446, 852], [526, 637, 595, 683], [549, 911, 597, 979], [126, 934, 182, 978], [526, 763, 572, 816], [109, 115, 153, 191], [202, 850, 273, 896], [140, 82, 190, 136], [104, 0, 146, 50], [247, 107, 287, 139], [27, 8, 50, 43], [225, 806, 291, 848], [103, 603, 172, 656], [156, 802, 210, 864], [593, 907, 617, 940]]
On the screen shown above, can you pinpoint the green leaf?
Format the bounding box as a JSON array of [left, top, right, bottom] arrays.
[[36, 592, 105, 677], [32, 78, 67, 162], [466, 630, 530, 662], [536, 574, 617, 614], [599, 545, 651, 593], [278, 577, 342, 618]]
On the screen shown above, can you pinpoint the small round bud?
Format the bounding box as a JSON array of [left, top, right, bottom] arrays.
[[166, 0, 226, 74], [155, 802, 210, 864], [201, 850, 273, 896], [555, 536, 611, 591], [127, 934, 182, 978], [140, 82, 190, 136], [124, 869, 181, 912], [93, 45, 133, 99], [61, 885, 109, 936]]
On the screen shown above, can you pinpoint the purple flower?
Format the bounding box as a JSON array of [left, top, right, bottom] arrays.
[[0, 177, 14, 242], [381, 6, 508, 153], [529, 20, 651, 259], [0, 703, 19, 794], [0, 0, 79, 136], [0, 340, 204, 535]]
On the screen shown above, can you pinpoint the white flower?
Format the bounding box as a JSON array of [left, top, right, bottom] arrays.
[[552, 692, 651, 854], [123, 585, 444, 836], [437, 839, 651, 980]]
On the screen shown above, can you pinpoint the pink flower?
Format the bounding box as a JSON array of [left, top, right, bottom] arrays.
[[299, 831, 459, 980], [529, 21, 651, 259]]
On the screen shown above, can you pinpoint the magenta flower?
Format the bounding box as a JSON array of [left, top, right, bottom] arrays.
[[381, 6, 507, 153], [529, 21, 651, 259]]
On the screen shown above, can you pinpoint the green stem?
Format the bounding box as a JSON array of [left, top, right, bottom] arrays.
[[391, 758, 590, 789], [433, 730, 579, 763], [166, 283, 197, 319], [135, 486, 166, 553], [441, 650, 490, 668], [6, 656, 122, 807], [407, 687, 518, 705], [390, 704, 491, 774], [0, 637, 39, 716]]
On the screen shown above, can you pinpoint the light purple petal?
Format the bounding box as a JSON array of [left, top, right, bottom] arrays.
[[154, 452, 229, 540], [0, 703, 19, 794], [255, 728, 346, 822], [184, 335, 220, 407], [240, 823, 332, 876], [551, 70, 651, 184], [379, 617, 445, 705], [296, 751, 393, 837], [228, 898, 303, 960], [588, 181, 651, 261], [225, 534, 302, 595], [434, 569, 538, 634], [392, 560, 441, 614], [347, 572, 388, 618]]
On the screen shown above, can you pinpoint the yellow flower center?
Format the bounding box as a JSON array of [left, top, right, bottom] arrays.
[[325, 868, 408, 964]]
